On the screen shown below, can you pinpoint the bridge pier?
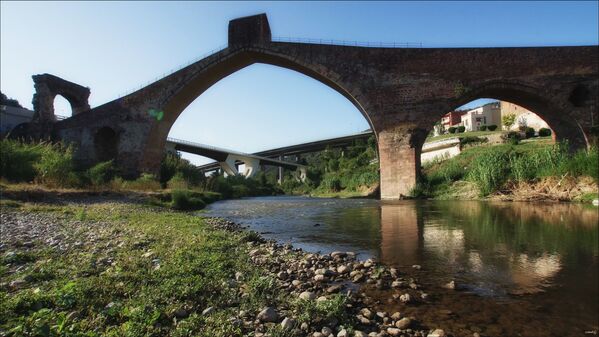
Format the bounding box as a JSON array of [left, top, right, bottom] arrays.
[[377, 126, 424, 200]]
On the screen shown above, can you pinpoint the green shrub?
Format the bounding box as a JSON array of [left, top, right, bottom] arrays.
[[34, 143, 75, 187], [509, 153, 538, 182], [460, 136, 488, 147], [0, 139, 43, 182], [501, 131, 521, 145], [457, 126, 466, 133], [122, 173, 161, 191], [525, 127, 535, 139], [487, 125, 498, 131], [538, 128, 552, 137], [448, 127, 457, 134], [479, 125, 487, 131], [171, 189, 206, 211], [467, 150, 510, 196], [320, 175, 342, 192], [566, 147, 599, 182], [166, 172, 188, 190], [87, 160, 116, 186]]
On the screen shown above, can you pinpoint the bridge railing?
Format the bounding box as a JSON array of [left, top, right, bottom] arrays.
[[117, 44, 229, 98], [116, 37, 422, 100], [272, 37, 423, 48]]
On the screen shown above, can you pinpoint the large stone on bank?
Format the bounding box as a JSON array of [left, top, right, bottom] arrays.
[[337, 329, 348, 337], [257, 307, 278, 322], [387, 328, 401, 336], [299, 291, 316, 300], [427, 329, 446, 337], [395, 317, 412, 329]]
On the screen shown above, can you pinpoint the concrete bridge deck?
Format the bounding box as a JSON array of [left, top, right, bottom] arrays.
[[166, 137, 306, 178]]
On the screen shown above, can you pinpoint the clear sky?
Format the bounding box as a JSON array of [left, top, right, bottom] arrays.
[[2, 1, 598, 165]]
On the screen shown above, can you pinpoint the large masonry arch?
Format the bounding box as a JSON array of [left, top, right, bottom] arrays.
[[49, 13, 598, 199]]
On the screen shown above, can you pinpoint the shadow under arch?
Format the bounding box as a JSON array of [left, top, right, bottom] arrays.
[[140, 47, 376, 170]]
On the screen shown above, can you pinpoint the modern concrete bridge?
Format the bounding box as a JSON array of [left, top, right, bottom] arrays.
[[20, 13, 599, 199], [165, 137, 306, 179]]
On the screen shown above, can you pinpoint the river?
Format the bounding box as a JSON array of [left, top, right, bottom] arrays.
[[204, 197, 598, 337]]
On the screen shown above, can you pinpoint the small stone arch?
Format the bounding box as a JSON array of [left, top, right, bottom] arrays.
[[31, 74, 90, 123], [94, 127, 119, 162]]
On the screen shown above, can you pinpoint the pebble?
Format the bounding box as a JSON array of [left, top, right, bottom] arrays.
[[427, 329, 446, 337], [443, 280, 456, 290], [256, 307, 278, 322], [337, 329, 348, 337], [387, 328, 401, 336], [299, 291, 316, 300], [280, 317, 295, 330], [399, 293, 412, 303], [201, 307, 214, 315], [395, 317, 412, 329]]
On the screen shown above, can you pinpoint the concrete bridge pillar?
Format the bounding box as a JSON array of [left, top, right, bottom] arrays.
[[277, 156, 284, 184], [220, 154, 240, 176], [241, 157, 260, 178]]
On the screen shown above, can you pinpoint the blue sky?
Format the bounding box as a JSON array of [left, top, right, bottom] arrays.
[[2, 1, 597, 165]]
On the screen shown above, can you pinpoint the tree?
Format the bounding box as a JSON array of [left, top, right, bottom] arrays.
[[0, 91, 23, 108], [502, 113, 516, 130]]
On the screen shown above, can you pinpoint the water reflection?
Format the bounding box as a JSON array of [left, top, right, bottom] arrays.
[[205, 198, 597, 317], [377, 201, 597, 296], [205, 197, 598, 334]]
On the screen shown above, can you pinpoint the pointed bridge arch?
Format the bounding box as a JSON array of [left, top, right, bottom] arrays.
[[138, 45, 377, 173]]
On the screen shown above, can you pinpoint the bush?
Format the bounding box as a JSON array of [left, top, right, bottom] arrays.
[[34, 143, 76, 187], [538, 128, 552, 137], [460, 136, 488, 147], [479, 125, 487, 131], [121, 173, 161, 191], [0, 139, 43, 182], [170, 189, 206, 211], [166, 172, 188, 190], [457, 126, 466, 133], [320, 175, 342, 192], [448, 127, 457, 134], [467, 150, 510, 196], [566, 147, 599, 182], [488, 125, 498, 131], [501, 131, 522, 145], [525, 127, 535, 139], [87, 160, 116, 186]]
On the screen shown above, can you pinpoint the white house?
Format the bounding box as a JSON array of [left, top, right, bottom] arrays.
[[460, 102, 501, 131]]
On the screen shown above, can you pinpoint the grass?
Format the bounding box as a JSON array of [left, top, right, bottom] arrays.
[[418, 139, 598, 199], [2, 202, 350, 336]]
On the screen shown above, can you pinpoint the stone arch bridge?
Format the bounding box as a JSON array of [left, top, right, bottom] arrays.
[[23, 14, 599, 200]]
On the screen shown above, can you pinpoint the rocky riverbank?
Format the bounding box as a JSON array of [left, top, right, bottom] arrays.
[[1, 199, 456, 337], [204, 216, 451, 337]]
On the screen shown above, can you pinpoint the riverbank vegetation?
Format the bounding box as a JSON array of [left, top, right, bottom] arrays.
[[414, 138, 599, 201], [0, 201, 361, 336], [0, 139, 282, 210], [278, 136, 379, 197]]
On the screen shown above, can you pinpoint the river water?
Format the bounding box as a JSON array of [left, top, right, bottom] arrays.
[[204, 197, 599, 337]]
